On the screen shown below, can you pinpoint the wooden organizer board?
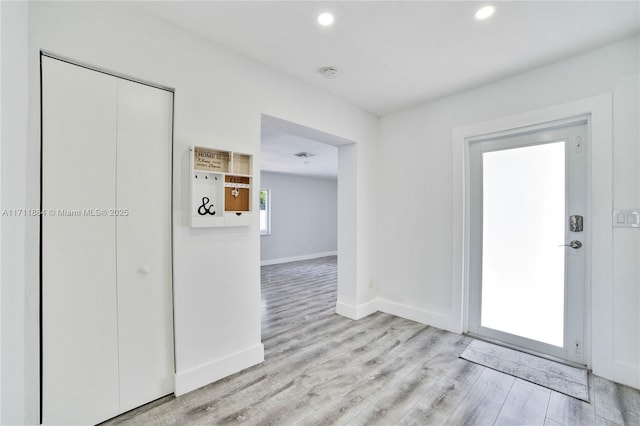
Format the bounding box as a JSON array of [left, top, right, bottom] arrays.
[[190, 146, 253, 227]]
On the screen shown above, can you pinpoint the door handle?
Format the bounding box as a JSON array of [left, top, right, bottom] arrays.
[[559, 240, 582, 249]]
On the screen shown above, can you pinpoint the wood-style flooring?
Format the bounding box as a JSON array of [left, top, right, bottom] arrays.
[[104, 256, 640, 426]]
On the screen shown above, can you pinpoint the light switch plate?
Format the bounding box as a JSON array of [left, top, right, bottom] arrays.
[[613, 209, 640, 228]]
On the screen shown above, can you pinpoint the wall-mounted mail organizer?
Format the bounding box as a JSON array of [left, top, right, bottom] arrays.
[[190, 146, 252, 227]]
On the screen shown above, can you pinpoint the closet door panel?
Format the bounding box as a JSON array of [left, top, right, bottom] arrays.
[[116, 79, 174, 411], [41, 57, 120, 425]]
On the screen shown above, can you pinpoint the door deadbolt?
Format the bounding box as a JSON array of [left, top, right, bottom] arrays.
[[570, 215, 583, 232]]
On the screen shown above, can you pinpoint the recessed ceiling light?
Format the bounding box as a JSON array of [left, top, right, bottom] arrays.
[[475, 5, 495, 20], [317, 12, 334, 26]]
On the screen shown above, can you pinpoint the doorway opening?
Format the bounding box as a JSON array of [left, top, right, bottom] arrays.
[[259, 115, 353, 341], [466, 117, 589, 366]]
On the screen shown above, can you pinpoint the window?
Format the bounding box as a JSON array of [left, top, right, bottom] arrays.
[[259, 189, 271, 235]]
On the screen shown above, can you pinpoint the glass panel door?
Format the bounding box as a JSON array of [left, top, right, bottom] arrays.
[[467, 121, 587, 364]]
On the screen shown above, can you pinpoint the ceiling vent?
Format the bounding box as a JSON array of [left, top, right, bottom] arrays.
[[294, 152, 315, 158], [320, 67, 339, 79]]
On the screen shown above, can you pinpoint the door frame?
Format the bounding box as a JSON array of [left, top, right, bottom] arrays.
[[465, 118, 588, 365], [453, 94, 614, 374]]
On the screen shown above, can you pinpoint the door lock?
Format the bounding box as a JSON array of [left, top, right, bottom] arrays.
[[570, 215, 583, 232], [559, 240, 582, 249]]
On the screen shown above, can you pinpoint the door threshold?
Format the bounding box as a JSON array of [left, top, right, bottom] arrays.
[[464, 332, 588, 371]]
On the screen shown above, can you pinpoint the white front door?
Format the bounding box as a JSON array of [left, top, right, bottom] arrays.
[[467, 119, 587, 365]]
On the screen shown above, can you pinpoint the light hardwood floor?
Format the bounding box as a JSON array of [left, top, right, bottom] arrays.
[[104, 256, 640, 425]]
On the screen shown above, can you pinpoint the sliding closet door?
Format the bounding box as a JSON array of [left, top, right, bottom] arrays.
[[42, 57, 120, 424], [116, 79, 174, 412], [42, 56, 174, 425]]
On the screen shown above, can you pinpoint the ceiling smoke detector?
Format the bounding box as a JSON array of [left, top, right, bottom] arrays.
[[294, 152, 315, 158], [321, 67, 339, 79]]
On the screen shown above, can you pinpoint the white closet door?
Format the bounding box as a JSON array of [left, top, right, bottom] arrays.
[[42, 57, 120, 425], [42, 56, 174, 425], [116, 79, 174, 412]]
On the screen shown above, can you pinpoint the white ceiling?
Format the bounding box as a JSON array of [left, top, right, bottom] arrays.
[[260, 129, 338, 178], [130, 0, 639, 176], [259, 114, 349, 177]]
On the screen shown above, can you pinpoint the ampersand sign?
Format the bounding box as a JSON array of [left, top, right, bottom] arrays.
[[197, 197, 216, 216]]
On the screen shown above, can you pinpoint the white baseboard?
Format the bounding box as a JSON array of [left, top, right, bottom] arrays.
[[614, 361, 640, 390], [335, 298, 457, 333], [260, 251, 337, 266], [377, 298, 458, 333], [174, 343, 264, 396], [335, 299, 379, 320]]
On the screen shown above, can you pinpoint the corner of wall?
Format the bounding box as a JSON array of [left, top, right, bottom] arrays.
[[614, 361, 640, 390], [174, 343, 264, 397], [377, 299, 461, 334], [335, 299, 379, 320]]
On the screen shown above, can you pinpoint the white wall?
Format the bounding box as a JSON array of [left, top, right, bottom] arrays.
[[612, 71, 640, 387], [260, 172, 337, 264], [378, 36, 640, 388], [1, 2, 378, 422], [1, 2, 35, 424]]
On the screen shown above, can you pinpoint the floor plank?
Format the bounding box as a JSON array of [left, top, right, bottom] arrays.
[[617, 381, 640, 425], [594, 375, 626, 425], [345, 362, 443, 426], [445, 368, 514, 425], [545, 390, 596, 426], [494, 379, 551, 426], [398, 376, 471, 425]]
